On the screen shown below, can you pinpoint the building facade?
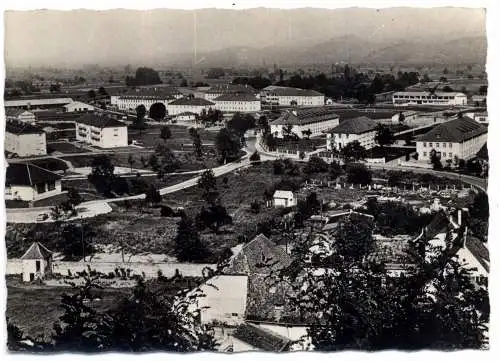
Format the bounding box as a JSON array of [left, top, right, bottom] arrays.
[[213, 93, 261, 113], [273, 190, 297, 207], [5, 120, 47, 156], [63, 101, 95, 112], [203, 84, 258, 101], [261, 86, 325, 107], [392, 91, 467, 106], [112, 88, 183, 112], [166, 97, 215, 115], [415, 117, 488, 162], [75, 114, 128, 148], [270, 108, 340, 139], [326, 116, 379, 151], [5, 163, 62, 202], [5, 108, 36, 123]]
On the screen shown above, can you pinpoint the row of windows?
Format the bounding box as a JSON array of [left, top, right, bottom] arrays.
[[394, 95, 459, 100], [423, 151, 454, 159], [423, 142, 454, 148]]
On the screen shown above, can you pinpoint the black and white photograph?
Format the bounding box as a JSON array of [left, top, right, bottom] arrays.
[[1, 1, 492, 354]]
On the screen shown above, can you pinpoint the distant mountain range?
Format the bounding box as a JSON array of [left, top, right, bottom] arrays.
[[5, 7, 486, 68]]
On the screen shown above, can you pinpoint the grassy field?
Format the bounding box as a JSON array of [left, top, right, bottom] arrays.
[[7, 281, 131, 341], [47, 141, 90, 154], [128, 124, 217, 150]]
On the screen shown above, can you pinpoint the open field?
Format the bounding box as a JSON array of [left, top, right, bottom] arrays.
[[47, 141, 90, 154], [128, 124, 217, 150], [7, 281, 131, 341]]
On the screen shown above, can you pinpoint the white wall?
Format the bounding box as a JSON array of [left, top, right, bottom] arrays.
[[5, 180, 61, 202], [22, 258, 51, 282], [214, 100, 261, 113], [327, 130, 377, 151], [416, 133, 487, 163], [76, 122, 128, 148], [167, 104, 212, 116], [274, 197, 296, 207], [194, 275, 249, 326], [271, 117, 339, 139], [5, 132, 47, 156]]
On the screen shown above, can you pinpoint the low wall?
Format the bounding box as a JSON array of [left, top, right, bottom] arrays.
[[398, 160, 433, 169], [6, 259, 216, 279]]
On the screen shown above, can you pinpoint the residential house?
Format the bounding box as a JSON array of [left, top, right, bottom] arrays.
[[260, 86, 325, 107], [5, 108, 36, 123], [5, 163, 62, 202], [392, 91, 467, 106], [273, 190, 297, 207], [415, 116, 488, 163], [270, 108, 340, 139], [5, 120, 47, 156], [20, 242, 53, 282], [326, 116, 379, 151], [166, 97, 215, 116], [75, 113, 128, 148], [63, 101, 95, 112]]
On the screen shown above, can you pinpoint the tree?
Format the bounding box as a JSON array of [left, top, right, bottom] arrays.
[[67, 188, 83, 206], [294, 192, 321, 226], [334, 214, 374, 262], [304, 156, 329, 174], [87, 90, 96, 102], [329, 161, 343, 180], [442, 86, 454, 93], [189, 128, 203, 158], [439, 76, 448, 83], [50, 83, 61, 93], [215, 128, 241, 163], [98, 86, 108, 97], [145, 185, 161, 205], [430, 150, 442, 170], [88, 155, 116, 196], [160, 126, 172, 142], [196, 203, 233, 233], [374, 124, 395, 148], [131, 67, 162, 86], [341, 141, 367, 163], [127, 154, 135, 172], [299, 151, 306, 160], [136, 104, 147, 119], [59, 223, 96, 261], [249, 151, 261, 162], [227, 112, 256, 136], [149, 103, 167, 121], [197, 169, 218, 203], [346, 163, 372, 185], [174, 216, 212, 262], [133, 105, 147, 134]]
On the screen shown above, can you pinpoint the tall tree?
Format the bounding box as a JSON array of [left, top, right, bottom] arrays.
[[197, 169, 218, 204], [160, 126, 172, 142], [174, 216, 212, 262], [374, 124, 395, 148]]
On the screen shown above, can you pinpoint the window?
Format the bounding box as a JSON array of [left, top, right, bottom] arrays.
[[442, 142, 446, 148], [449, 143, 453, 147], [449, 153, 452, 158], [436, 143, 439, 148], [429, 143, 433, 147], [423, 152, 427, 157], [423, 142, 427, 147], [36, 260, 41, 272], [231, 313, 238, 317], [47, 181, 56, 191]]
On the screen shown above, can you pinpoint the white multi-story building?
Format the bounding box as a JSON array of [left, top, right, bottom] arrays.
[[326, 116, 379, 151], [392, 91, 467, 106], [203, 84, 258, 102], [112, 89, 183, 112], [260, 86, 325, 107], [270, 108, 340, 139], [75, 114, 128, 148], [5, 120, 47, 156], [415, 116, 488, 162], [463, 111, 488, 125], [213, 93, 261, 113], [5, 163, 62, 202], [166, 97, 215, 116]]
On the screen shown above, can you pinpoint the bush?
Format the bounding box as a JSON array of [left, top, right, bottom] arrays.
[[160, 205, 176, 217], [346, 163, 372, 185], [249, 151, 261, 162]]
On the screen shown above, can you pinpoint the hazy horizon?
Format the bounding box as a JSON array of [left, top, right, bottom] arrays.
[[4, 7, 486, 68]]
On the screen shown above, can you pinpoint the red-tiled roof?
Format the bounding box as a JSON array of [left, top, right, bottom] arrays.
[[416, 117, 487, 143], [327, 116, 379, 134], [6, 163, 61, 186], [75, 113, 127, 128], [271, 107, 339, 126]]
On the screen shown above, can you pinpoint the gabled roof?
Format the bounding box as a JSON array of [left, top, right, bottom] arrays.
[[415, 117, 487, 143], [213, 93, 260, 102], [225, 234, 292, 275], [5, 120, 45, 135], [263, 86, 324, 97], [4, 98, 73, 108], [207, 84, 257, 94], [20, 242, 53, 260], [63, 101, 94, 109], [271, 107, 339, 126], [6, 163, 61, 186], [168, 97, 214, 106], [327, 116, 379, 134], [232, 323, 291, 352], [75, 113, 127, 128]]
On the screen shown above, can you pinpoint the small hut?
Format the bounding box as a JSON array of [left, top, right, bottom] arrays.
[[20, 242, 53, 282]]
